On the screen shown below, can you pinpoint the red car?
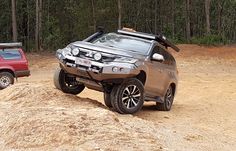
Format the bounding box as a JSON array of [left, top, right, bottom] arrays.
[[0, 43, 30, 89]]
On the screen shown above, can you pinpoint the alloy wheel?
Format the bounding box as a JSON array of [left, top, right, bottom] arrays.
[[165, 87, 173, 109], [122, 85, 141, 109]]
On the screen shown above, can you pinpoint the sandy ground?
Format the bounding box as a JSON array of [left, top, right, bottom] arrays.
[[0, 44, 236, 150]]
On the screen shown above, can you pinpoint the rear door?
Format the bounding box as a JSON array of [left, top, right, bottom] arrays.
[[0, 48, 29, 71]]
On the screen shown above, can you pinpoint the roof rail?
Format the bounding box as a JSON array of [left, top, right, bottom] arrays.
[[117, 30, 180, 52], [0, 42, 22, 49]]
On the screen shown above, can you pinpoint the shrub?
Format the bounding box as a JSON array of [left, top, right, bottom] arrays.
[[191, 35, 228, 45]]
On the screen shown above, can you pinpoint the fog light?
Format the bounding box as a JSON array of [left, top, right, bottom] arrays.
[[94, 53, 102, 61], [112, 67, 119, 72]]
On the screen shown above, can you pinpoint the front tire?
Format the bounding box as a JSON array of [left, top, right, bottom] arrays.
[[104, 92, 112, 108], [54, 68, 85, 95], [111, 78, 144, 114], [156, 86, 174, 111]]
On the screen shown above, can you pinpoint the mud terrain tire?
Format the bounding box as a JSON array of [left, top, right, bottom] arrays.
[[111, 78, 144, 114], [156, 86, 174, 111], [54, 68, 85, 95], [104, 92, 112, 108]]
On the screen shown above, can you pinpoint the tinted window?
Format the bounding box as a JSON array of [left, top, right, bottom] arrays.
[[93, 33, 152, 55], [0, 49, 22, 60], [152, 46, 176, 65]]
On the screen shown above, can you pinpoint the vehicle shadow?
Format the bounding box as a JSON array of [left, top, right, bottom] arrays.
[[134, 103, 185, 121]]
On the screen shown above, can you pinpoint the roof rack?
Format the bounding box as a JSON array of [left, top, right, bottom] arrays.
[[117, 30, 180, 52], [0, 42, 22, 49]]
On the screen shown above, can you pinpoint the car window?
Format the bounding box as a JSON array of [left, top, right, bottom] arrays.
[[152, 46, 176, 65], [0, 49, 22, 60], [92, 33, 152, 55]]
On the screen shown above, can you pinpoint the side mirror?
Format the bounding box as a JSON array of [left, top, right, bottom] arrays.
[[152, 53, 164, 62]]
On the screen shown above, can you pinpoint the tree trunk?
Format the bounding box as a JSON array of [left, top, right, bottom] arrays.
[[217, 0, 224, 36], [11, 0, 17, 42], [39, 0, 42, 50], [35, 0, 42, 51], [159, 0, 163, 32], [154, 0, 157, 34], [27, 0, 30, 51], [205, 0, 211, 34], [118, 0, 122, 29], [35, 0, 39, 51], [134, 1, 142, 29], [186, 0, 191, 42], [172, 0, 175, 38], [91, 0, 96, 32]]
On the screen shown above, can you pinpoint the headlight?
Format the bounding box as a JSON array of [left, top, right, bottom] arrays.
[[94, 53, 102, 61], [62, 46, 72, 56], [72, 48, 80, 56]]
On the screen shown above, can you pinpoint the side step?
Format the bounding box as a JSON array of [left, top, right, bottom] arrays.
[[145, 96, 164, 103]]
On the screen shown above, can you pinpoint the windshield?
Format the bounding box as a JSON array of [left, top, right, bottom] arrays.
[[92, 33, 151, 55]]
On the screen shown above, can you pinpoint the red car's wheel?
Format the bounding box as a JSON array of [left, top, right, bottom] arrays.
[[0, 72, 14, 89]]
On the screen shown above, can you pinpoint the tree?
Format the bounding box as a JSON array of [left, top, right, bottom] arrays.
[[154, 0, 157, 34], [35, 0, 42, 51], [118, 0, 122, 29], [39, 0, 42, 50], [171, 0, 175, 38], [35, 0, 39, 51], [91, 0, 96, 32], [217, 0, 225, 36], [11, 0, 17, 42], [1, 0, 236, 49], [205, 0, 211, 34], [185, 0, 191, 42]]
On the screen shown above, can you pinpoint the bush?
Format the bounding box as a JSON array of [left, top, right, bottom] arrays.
[[191, 35, 228, 45]]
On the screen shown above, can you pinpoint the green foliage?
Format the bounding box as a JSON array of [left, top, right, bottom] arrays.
[[191, 35, 228, 45], [0, 0, 236, 51]]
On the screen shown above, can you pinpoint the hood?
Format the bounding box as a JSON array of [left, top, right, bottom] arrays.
[[71, 41, 145, 59]]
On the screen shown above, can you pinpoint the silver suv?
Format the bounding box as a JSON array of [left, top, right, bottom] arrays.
[[54, 29, 180, 114]]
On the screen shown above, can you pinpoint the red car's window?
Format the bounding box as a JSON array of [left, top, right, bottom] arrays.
[[0, 49, 22, 60]]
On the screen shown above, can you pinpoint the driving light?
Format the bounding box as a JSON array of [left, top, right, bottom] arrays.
[[94, 53, 102, 61], [72, 48, 80, 56], [112, 67, 119, 72]]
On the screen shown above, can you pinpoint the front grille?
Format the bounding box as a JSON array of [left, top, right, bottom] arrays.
[[65, 58, 75, 64]]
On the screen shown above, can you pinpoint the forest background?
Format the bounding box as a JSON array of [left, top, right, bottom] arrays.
[[0, 0, 235, 51]]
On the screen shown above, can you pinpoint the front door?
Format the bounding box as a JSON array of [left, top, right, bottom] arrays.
[[145, 46, 170, 97]]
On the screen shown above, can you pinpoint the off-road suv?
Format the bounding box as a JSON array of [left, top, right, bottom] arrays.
[[54, 29, 180, 114]]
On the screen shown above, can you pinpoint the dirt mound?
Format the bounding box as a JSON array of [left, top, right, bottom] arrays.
[[0, 83, 162, 150]]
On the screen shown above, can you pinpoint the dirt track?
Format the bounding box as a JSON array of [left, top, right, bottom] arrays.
[[0, 44, 236, 150]]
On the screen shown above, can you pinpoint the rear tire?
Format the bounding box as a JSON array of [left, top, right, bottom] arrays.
[[104, 92, 112, 108], [54, 68, 85, 95], [0, 72, 14, 89], [111, 78, 144, 114], [156, 86, 174, 111]]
